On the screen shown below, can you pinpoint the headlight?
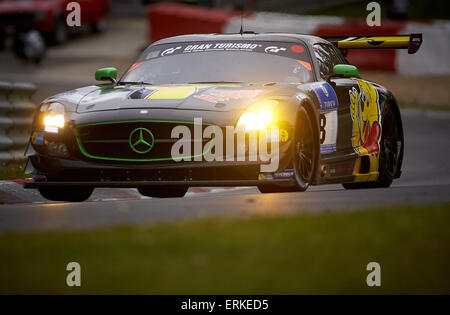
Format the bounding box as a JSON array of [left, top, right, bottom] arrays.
[[44, 114, 64, 128], [41, 102, 65, 131], [237, 100, 278, 131]]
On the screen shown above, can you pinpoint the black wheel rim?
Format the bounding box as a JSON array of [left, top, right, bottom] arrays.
[[295, 110, 314, 183]]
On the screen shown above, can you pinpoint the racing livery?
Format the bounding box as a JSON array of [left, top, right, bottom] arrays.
[[23, 33, 422, 201]]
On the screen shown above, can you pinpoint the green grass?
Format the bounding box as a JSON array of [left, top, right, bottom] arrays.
[[0, 203, 449, 294], [0, 161, 29, 180]]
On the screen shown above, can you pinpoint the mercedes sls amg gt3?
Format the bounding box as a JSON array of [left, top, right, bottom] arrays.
[[24, 32, 422, 201]]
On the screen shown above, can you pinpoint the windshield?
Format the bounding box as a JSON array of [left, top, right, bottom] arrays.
[[120, 41, 314, 85]]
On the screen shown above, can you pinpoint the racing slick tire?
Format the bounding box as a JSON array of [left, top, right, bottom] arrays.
[[258, 105, 319, 193], [343, 105, 402, 190], [137, 186, 188, 198], [38, 186, 93, 202]]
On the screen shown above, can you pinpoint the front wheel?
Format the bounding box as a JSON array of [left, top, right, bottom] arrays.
[[38, 186, 93, 202], [257, 106, 319, 193], [138, 186, 188, 198]]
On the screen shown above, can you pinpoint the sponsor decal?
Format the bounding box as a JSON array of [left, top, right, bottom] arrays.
[[296, 59, 312, 71], [140, 41, 311, 65], [265, 128, 288, 143], [184, 43, 213, 51], [127, 61, 143, 72], [312, 82, 338, 110], [320, 85, 329, 97], [32, 131, 44, 145], [320, 143, 336, 154], [210, 42, 259, 50], [258, 173, 274, 180], [279, 129, 289, 142], [290, 45, 304, 53], [273, 169, 294, 179], [264, 46, 287, 53], [161, 46, 182, 56], [183, 42, 260, 53], [319, 111, 338, 154], [312, 82, 339, 154], [193, 90, 261, 103], [349, 79, 381, 181]]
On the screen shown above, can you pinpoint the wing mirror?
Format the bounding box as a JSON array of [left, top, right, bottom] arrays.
[[95, 67, 117, 83], [332, 64, 359, 78]]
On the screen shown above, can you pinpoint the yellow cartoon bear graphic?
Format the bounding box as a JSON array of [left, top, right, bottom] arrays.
[[349, 79, 381, 181]]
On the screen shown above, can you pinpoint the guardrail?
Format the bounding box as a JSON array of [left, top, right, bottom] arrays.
[[0, 81, 36, 165]]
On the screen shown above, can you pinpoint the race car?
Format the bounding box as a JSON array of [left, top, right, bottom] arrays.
[[0, 0, 110, 46], [23, 32, 422, 201]]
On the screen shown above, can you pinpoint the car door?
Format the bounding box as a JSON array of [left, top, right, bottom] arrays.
[[313, 43, 358, 156]]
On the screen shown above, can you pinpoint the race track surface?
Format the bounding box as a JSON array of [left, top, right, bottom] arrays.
[[0, 109, 449, 231]]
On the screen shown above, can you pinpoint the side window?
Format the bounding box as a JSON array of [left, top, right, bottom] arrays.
[[313, 44, 333, 78], [328, 44, 348, 65], [313, 43, 347, 78]]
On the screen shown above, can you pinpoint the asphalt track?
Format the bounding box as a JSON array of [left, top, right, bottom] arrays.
[[0, 109, 449, 232]]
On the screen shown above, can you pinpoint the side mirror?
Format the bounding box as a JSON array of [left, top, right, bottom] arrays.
[[95, 67, 117, 83], [332, 64, 359, 77]]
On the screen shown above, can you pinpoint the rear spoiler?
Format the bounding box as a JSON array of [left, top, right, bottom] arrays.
[[324, 33, 422, 54]]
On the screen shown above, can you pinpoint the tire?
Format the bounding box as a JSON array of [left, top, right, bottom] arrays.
[[138, 186, 188, 198], [343, 105, 402, 190], [38, 186, 93, 202], [257, 105, 319, 193]]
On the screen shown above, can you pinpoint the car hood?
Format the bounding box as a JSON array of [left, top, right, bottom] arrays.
[[70, 83, 296, 113]]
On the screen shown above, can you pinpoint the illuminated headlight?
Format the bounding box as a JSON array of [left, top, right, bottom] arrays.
[[44, 114, 64, 128], [237, 100, 278, 131], [40, 102, 65, 132]]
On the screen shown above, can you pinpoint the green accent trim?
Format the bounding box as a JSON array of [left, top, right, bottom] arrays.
[[75, 120, 214, 162], [333, 64, 359, 77], [129, 128, 155, 154], [78, 119, 207, 128], [95, 67, 117, 81]]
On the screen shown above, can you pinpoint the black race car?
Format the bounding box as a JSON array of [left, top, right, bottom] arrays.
[[24, 33, 422, 201]]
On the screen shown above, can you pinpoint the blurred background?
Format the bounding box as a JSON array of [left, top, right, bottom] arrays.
[[0, 1, 449, 295], [0, 0, 449, 175]]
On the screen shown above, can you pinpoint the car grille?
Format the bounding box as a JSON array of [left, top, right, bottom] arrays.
[[75, 120, 213, 162]]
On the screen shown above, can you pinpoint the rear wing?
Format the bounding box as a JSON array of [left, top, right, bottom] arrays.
[[324, 33, 422, 54]]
